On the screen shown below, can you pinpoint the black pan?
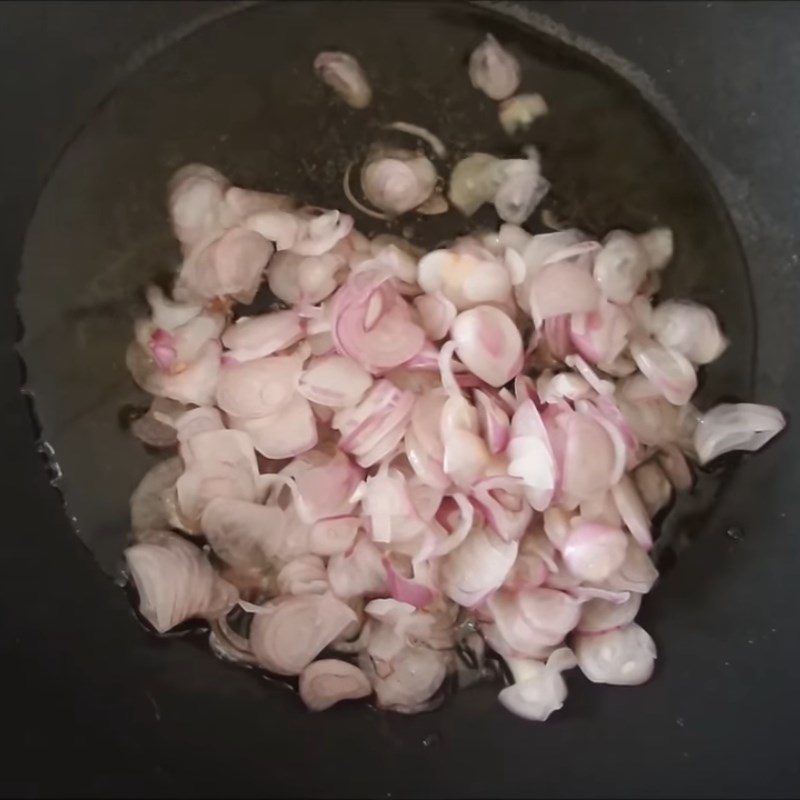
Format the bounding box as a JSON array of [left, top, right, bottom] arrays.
[[3, 1, 799, 797]]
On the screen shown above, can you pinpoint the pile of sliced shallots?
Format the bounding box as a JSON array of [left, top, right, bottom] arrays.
[[123, 38, 785, 721]]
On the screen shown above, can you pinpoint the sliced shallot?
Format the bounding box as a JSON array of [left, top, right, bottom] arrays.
[[574, 622, 656, 685], [468, 34, 520, 100], [123, 120, 785, 724], [451, 305, 523, 387], [498, 93, 548, 134], [299, 659, 372, 711], [693, 403, 786, 464], [313, 51, 372, 109], [249, 593, 358, 675], [125, 533, 238, 633], [498, 648, 576, 721]]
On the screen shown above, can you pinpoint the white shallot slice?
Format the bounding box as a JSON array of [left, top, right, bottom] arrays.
[[292, 209, 355, 257], [313, 51, 372, 109], [130, 457, 183, 533], [309, 516, 361, 557], [650, 300, 728, 364], [215, 350, 306, 419], [267, 250, 344, 305], [200, 496, 287, 567], [333, 380, 415, 466], [354, 244, 419, 286], [693, 402, 786, 464], [610, 474, 653, 549], [422, 493, 473, 559], [440, 526, 518, 607], [437, 343, 490, 488], [327, 536, 387, 599], [619, 372, 661, 402], [145, 285, 203, 332], [125, 532, 238, 633], [222, 186, 294, 221], [565, 354, 614, 396], [471, 476, 532, 543], [174, 406, 225, 442], [542, 507, 571, 550], [570, 300, 631, 365], [363, 645, 449, 713], [512, 228, 587, 313], [497, 222, 533, 255], [559, 409, 620, 501], [299, 659, 372, 711], [657, 444, 694, 491], [536, 371, 591, 404], [244, 209, 302, 251], [577, 592, 641, 634], [615, 395, 681, 448], [579, 491, 622, 528], [176, 429, 261, 523], [277, 555, 329, 595], [227, 395, 318, 459], [507, 400, 556, 511], [561, 522, 629, 582], [415, 186, 448, 214], [292, 449, 363, 523], [360, 149, 437, 215], [410, 388, 446, 462], [633, 461, 672, 517], [504, 246, 527, 286], [383, 559, 437, 609], [168, 163, 228, 249], [489, 587, 581, 653], [593, 230, 649, 304], [404, 428, 449, 490], [505, 543, 548, 591], [157, 340, 222, 407], [179, 227, 274, 304], [130, 399, 180, 449], [601, 541, 658, 594], [474, 390, 511, 454], [637, 226, 674, 271], [417, 247, 512, 310], [468, 34, 520, 100], [574, 622, 656, 685], [493, 158, 549, 225], [221, 310, 304, 362], [528, 261, 601, 327], [249, 593, 358, 675], [297, 355, 373, 408], [413, 291, 456, 341], [629, 337, 697, 406], [451, 305, 523, 388], [498, 93, 548, 134], [140, 310, 225, 373], [417, 193, 447, 217], [360, 465, 416, 544], [448, 153, 501, 216], [498, 648, 577, 721]]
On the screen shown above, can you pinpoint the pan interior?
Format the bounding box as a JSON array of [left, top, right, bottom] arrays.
[[17, 1, 752, 586]]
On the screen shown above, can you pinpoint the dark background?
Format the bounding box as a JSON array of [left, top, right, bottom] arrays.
[[1, 2, 799, 797]]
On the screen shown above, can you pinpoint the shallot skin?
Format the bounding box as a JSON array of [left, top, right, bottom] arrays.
[[123, 55, 785, 725]]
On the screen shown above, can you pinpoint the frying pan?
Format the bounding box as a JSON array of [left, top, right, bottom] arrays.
[[3, 1, 799, 796]]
